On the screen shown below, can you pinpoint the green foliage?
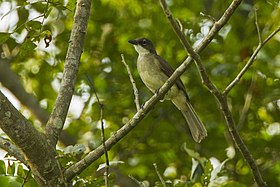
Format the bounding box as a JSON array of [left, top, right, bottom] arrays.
[[0, 0, 279, 186], [0, 156, 37, 187], [0, 32, 10, 44]]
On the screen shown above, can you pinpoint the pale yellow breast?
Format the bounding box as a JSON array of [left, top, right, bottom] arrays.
[[137, 54, 168, 93]]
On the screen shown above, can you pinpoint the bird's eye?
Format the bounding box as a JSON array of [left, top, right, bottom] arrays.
[[142, 39, 147, 45]]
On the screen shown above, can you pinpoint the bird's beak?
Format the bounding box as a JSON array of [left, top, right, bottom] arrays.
[[128, 39, 138, 45]]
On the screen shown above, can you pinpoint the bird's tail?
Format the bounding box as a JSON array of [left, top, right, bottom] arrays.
[[180, 101, 207, 143]]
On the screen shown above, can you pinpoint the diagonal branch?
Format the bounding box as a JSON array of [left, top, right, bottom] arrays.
[[64, 0, 244, 181], [121, 54, 141, 111], [45, 0, 92, 147], [223, 25, 280, 94]]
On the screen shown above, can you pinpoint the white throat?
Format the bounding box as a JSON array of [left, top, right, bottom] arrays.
[[134, 45, 150, 55]]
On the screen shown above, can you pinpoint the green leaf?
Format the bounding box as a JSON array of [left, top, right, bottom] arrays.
[[221, 181, 247, 187], [26, 21, 42, 30], [66, 0, 76, 11], [0, 176, 22, 187], [0, 32, 11, 44], [235, 160, 250, 175], [6, 162, 16, 175], [201, 160, 213, 186], [32, 1, 46, 13], [18, 39, 37, 59], [0, 160, 6, 174], [0, 176, 9, 187], [183, 144, 207, 163]]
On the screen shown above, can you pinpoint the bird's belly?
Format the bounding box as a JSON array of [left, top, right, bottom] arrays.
[[137, 57, 179, 99], [140, 70, 167, 93], [137, 58, 167, 93], [140, 70, 180, 100]]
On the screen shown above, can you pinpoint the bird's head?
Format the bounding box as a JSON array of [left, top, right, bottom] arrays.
[[128, 38, 156, 55]]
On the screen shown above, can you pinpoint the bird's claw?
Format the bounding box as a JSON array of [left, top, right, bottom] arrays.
[[140, 102, 145, 109], [155, 88, 160, 95]]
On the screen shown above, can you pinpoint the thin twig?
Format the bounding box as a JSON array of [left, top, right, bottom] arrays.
[[153, 163, 166, 187], [45, 0, 92, 147], [223, 25, 280, 94], [128, 175, 146, 187], [86, 75, 109, 187], [40, 0, 50, 33], [21, 168, 31, 187], [200, 12, 216, 22], [121, 54, 141, 111], [262, 25, 280, 44], [237, 74, 257, 129], [254, 8, 262, 44]]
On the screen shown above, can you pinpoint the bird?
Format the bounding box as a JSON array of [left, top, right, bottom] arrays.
[[128, 38, 207, 143]]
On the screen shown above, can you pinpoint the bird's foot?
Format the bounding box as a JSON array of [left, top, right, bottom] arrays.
[[155, 88, 160, 95], [140, 102, 145, 109], [155, 88, 165, 102]]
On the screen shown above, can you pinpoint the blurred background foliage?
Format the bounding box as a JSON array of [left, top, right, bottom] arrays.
[[0, 0, 279, 186]]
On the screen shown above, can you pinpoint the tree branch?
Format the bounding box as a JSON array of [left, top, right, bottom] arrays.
[[254, 8, 262, 44], [86, 75, 109, 186], [121, 54, 140, 111], [64, 0, 246, 181], [0, 91, 61, 186], [0, 136, 28, 166], [223, 25, 280, 95], [153, 163, 166, 187], [45, 0, 92, 147], [237, 74, 257, 129]]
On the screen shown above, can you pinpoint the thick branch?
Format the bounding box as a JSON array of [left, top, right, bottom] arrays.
[[64, 0, 246, 180], [0, 91, 61, 186], [45, 0, 92, 147]]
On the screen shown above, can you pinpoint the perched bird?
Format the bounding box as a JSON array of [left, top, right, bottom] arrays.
[[128, 38, 207, 143]]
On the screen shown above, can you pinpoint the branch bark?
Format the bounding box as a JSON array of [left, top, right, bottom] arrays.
[[0, 91, 61, 186], [121, 54, 140, 111], [45, 0, 92, 147]]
